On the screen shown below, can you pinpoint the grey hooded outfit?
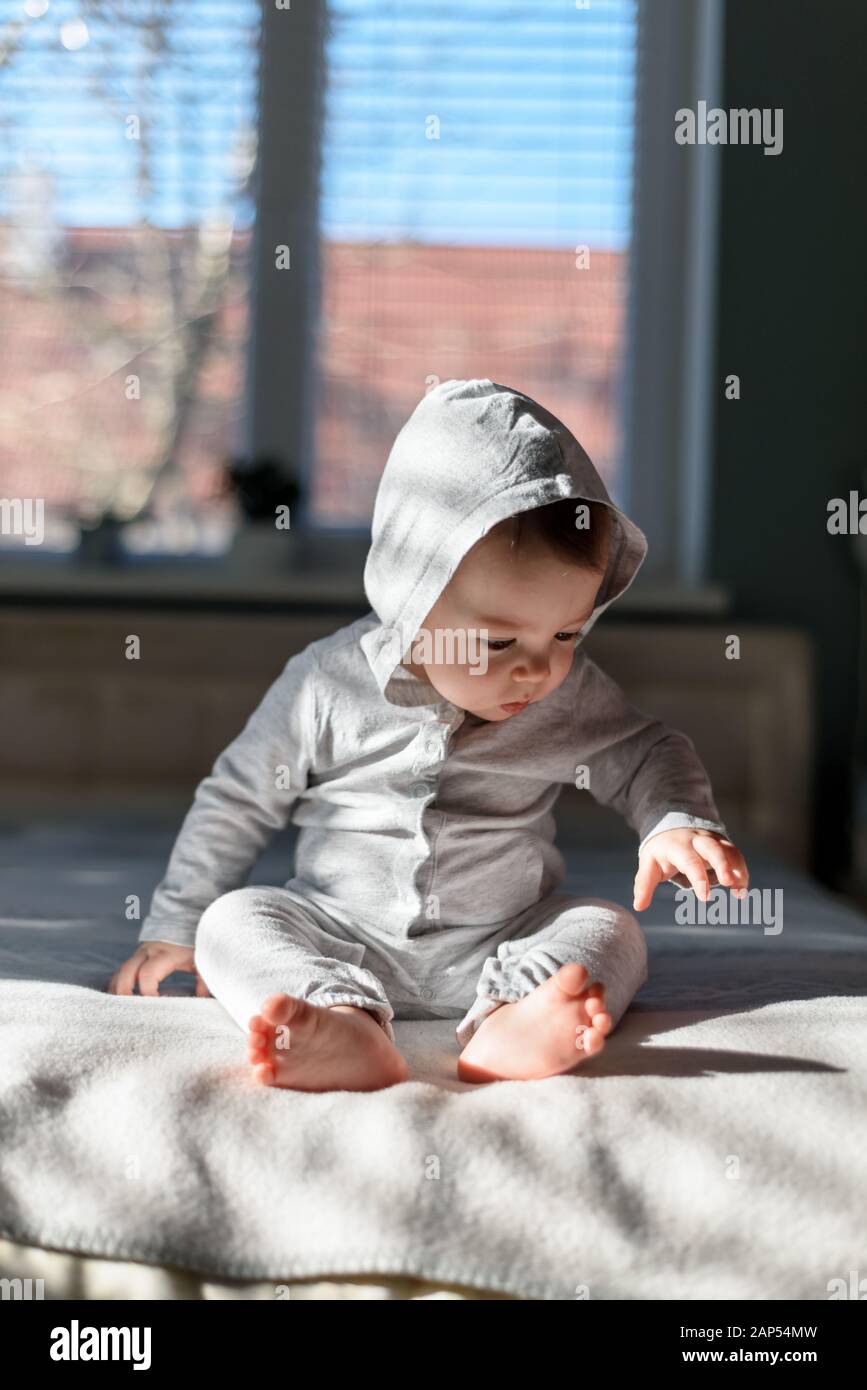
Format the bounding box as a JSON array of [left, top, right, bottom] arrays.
[[137, 379, 727, 1047]]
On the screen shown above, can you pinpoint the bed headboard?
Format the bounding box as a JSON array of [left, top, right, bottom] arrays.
[[579, 623, 814, 868], [0, 608, 814, 868]]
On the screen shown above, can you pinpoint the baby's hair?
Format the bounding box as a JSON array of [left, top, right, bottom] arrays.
[[504, 497, 611, 573]]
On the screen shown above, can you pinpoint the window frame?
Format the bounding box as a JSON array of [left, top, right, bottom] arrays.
[[619, 0, 725, 586], [242, 0, 325, 528]]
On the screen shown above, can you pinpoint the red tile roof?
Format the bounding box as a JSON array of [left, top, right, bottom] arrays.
[[0, 230, 626, 530]]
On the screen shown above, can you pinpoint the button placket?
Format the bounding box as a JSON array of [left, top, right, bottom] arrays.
[[407, 714, 453, 922], [411, 719, 449, 777]]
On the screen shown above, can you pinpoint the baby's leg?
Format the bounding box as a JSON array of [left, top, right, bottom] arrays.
[[456, 897, 648, 1083], [195, 886, 408, 1092]]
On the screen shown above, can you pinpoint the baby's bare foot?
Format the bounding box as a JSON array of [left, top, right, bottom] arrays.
[[456, 964, 612, 1083], [247, 994, 410, 1092]]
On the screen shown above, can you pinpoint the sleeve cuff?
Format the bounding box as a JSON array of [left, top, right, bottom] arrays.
[[637, 812, 729, 860], [137, 922, 198, 951]]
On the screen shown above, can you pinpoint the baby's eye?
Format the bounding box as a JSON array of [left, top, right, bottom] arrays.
[[484, 631, 581, 652]]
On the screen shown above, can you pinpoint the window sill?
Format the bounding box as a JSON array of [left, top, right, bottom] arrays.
[[0, 541, 731, 616]]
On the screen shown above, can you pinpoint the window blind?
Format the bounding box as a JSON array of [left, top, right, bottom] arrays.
[[312, 0, 640, 524]]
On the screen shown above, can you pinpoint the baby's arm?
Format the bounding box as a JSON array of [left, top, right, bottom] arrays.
[[569, 653, 746, 902], [111, 649, 316, 991]]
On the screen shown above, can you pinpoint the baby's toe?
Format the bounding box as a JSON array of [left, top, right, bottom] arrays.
[[261, 992, 302, 1028], [552, 963, 590, 997], [585, 993, 610, 1025], [581, 1026, 607, 1056]]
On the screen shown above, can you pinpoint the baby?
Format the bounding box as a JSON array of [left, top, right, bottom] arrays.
[[110, 378, 749, 1089]]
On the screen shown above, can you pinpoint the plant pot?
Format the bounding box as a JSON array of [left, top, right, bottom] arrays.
[[226, 520, 296, 573], [75, 516, 127, 565]]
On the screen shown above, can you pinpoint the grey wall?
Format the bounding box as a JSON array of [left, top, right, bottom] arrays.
[[709, 0, 867, 886]]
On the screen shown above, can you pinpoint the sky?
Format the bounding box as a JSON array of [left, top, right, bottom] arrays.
[[0, 0, 638, 250]]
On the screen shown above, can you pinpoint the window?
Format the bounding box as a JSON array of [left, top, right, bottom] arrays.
[[0, 0, 261, 555], [0, 0, 721, 586]]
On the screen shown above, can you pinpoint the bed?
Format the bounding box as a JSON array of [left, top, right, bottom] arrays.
[[1, 610, 865, 1300]]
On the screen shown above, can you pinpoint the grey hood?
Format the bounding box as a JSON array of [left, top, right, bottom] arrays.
[[361, 377, 647, 699]]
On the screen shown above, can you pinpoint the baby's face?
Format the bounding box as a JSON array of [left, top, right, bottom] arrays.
[[405, 524, 607, 721]]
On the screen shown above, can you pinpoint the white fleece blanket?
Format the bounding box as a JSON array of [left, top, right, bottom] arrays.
[[1, 816, 866, 1300]]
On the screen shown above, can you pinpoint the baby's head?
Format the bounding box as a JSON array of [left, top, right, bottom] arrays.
[[406, 499, 610, 721]]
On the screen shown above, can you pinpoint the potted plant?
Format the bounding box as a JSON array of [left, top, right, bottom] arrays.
[[223, 456, 301, 572]]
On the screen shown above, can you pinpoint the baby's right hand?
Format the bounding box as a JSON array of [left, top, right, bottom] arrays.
[[108, 941, 211, 998]]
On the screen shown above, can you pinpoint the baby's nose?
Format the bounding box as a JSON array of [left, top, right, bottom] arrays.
[[514, 662, 549, 682]]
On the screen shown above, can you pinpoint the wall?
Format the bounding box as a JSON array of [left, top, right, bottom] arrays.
[[710, 0, 867, 886]]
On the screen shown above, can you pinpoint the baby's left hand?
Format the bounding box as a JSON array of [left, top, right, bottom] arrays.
[[633, 829, 749, 911]]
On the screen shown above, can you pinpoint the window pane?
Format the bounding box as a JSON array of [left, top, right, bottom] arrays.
[[0, 0, 261, 555], [312, 0, 638, 525]]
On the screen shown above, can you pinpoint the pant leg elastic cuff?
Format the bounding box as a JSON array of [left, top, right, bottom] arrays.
[[454, 994, 508, 1048]]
